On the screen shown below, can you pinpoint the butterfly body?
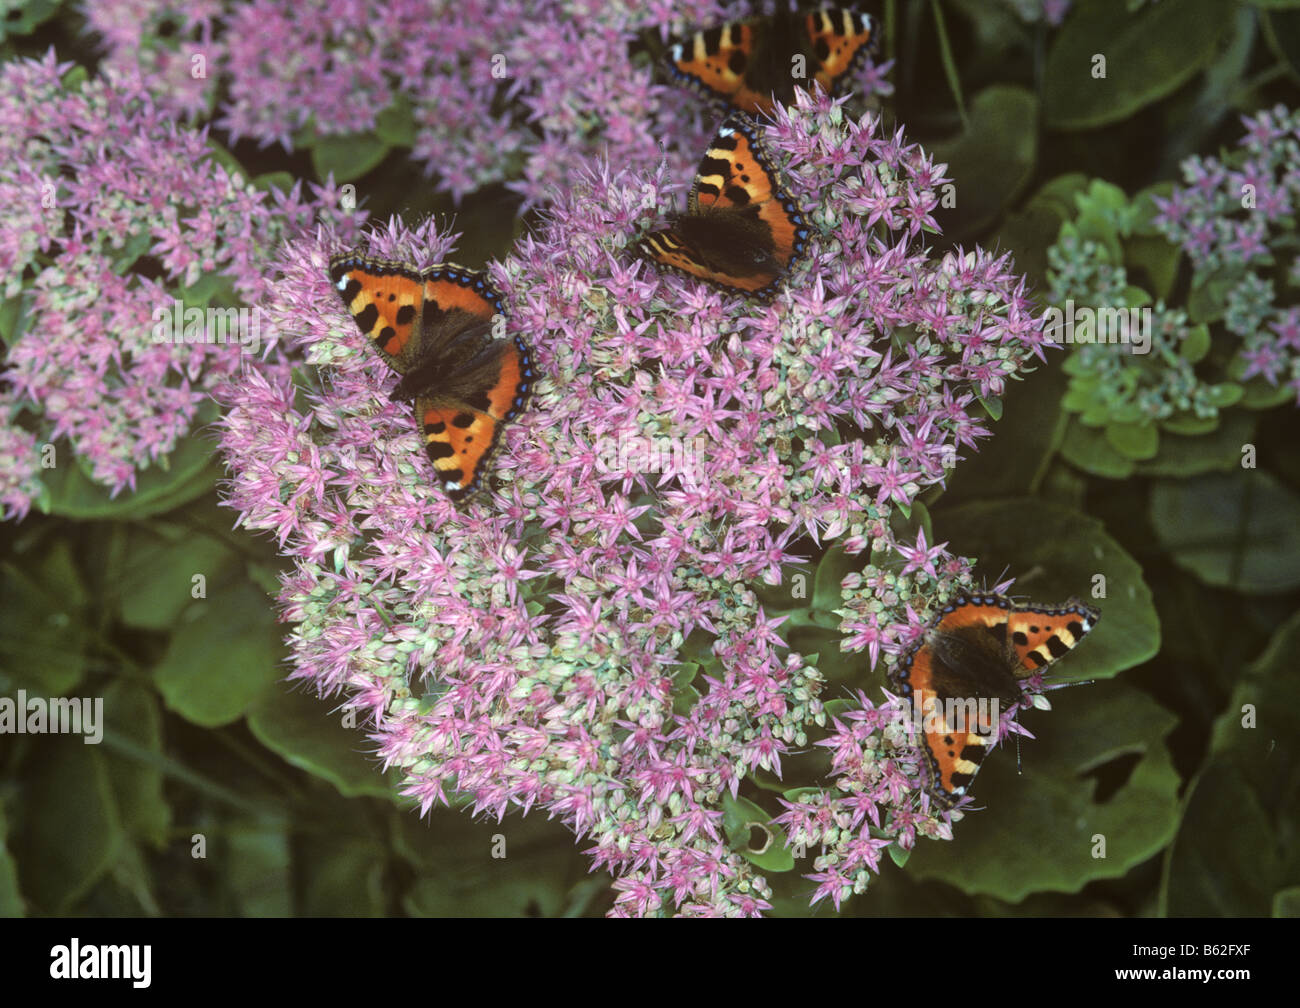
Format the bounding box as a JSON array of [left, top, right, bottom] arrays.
[[639, 114, 809, 301], [889, 594, 1101, 808], [329, 255, 533, 500], [668, 202, 777, 273], [666, 7, 878, 115]]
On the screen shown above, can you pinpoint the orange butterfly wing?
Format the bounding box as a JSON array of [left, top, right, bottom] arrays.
[[689, 121, 804, 273], [638, 115, 809, 301], [667, 21, 777, 114], [892, 595, 1100, 807], [331, 260, 424, 365], [665, 9, 880, 115], [415, 336, 532, 499], [806, 8, 879, 94], [329, 256, 533, 500]]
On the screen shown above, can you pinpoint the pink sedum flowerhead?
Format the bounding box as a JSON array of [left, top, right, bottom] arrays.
[[81, 0, 224, 120], [81, 1, 892, 209], [0, 52, 360, 519], [1152, 104, 1300, 405], [217, 89, 1052, 915]]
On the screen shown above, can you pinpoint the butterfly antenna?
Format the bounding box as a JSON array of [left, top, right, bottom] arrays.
[[1042, 677, 1096, 693], [1006, 565, 1050, 599]]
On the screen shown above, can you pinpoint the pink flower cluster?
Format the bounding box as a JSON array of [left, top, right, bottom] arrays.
[[1153, 104, 1300, 404], [0, 51, 358, 517], [217, 89, 1051, 915], [80, 0, 893, 207]]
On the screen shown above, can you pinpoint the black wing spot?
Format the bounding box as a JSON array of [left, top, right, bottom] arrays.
[[354, 304, 379, 334]]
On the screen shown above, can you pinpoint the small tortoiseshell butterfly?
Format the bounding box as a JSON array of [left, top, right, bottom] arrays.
[[889, 594, 1101, 809], [665, 7, 878, 115], [328, 255, 533, 500], [639, 113, 809, 301]]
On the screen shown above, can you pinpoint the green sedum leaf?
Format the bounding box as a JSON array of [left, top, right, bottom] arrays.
[[1044, 0, 1230, 129], [153, 580, 283, 726], [1162, 610, 1300, 915], [931, 496, 1160, 679], [311, 133, 391, 183], [1150, 470, 1300, 594], [13, 743, 124, 913], [906, 680, 1180, 900], [247, 683, 401, 800], [929, 86, 1039, 237], [1104, 419, 1159, 460], [1061, 417, 1137, 479], [722, 794, 795, 872]]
